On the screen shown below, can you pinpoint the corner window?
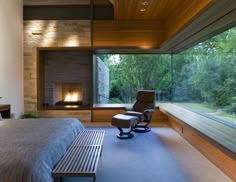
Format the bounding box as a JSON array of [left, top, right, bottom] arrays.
[[172, 27, 236, 127], [94, 27, 236, 128]]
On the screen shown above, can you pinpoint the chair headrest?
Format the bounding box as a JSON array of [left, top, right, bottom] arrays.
[[136, 90, 156, 103]]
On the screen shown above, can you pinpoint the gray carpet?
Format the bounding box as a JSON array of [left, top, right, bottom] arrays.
[[64, 127, 232, 182]]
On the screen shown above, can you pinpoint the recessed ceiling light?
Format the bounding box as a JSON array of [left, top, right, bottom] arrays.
[[140, 8, 146, 12], [142, 1, 149, 6]]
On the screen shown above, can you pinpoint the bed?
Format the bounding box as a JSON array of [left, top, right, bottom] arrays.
[[0, 118, 84, 182]]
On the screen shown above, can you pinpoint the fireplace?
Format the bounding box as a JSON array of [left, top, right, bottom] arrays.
[[37, 49, 93, 109], [54, 83, 83, 107]]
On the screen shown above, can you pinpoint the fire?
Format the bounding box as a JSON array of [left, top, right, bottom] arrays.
[[64, 92, 79, 102]]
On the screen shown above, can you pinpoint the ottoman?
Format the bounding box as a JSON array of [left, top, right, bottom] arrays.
[[112, 114, 138, 139]]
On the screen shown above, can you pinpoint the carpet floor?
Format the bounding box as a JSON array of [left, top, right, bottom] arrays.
[[65, 127, 232, 182]]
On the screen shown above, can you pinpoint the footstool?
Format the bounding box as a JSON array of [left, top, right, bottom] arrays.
[[112, 114, 138, 139]]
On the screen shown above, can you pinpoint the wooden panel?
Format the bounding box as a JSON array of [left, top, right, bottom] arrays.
[[38, 110, 91, 123], [93, 20, 164, 48], [112, 0, 217, 49], [160, 104, 236, 155], [92, 107, 169, 125], [167, 1, 236, 53], [159, 104, 236, 181], [151, 108, 168, 124], [92, 109, 125, 122], [114, 0, 182, 20], [164, 0, 217, 43], [169, 117, 236, 181]]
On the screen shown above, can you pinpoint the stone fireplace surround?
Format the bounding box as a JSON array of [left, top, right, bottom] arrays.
[[38, 49, 92, 109], [24, 20, 92, 121]]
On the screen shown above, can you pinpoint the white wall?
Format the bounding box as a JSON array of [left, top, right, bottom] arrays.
[[0, 0, 23, 118]]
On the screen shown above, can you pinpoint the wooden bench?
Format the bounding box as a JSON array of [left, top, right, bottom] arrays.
[[52, 130, 105, 182]]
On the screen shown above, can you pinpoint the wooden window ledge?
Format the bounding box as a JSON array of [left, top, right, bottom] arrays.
[[159, 103, 236, 159]]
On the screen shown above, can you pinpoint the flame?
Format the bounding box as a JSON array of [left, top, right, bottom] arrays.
[[64, 92, 79, 102]]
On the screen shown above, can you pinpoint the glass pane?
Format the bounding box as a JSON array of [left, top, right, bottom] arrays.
[[173, 27, 236, 127], [95, 54, 172, 104]]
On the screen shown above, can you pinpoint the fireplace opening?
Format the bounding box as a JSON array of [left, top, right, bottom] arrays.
[[64, 92, 79, 101], [38, 49, 93, 109], [54, 83, 83, 107]]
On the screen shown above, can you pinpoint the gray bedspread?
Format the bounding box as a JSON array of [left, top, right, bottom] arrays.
[[0, 118, 84, 182]]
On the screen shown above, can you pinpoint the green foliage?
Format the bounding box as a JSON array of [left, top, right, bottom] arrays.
[[223, 103, 236, 113], [102, 54, 171, 103], [172, 26, 236, 114], [212, 87, 231, 106], [109, 84, 120, 99]]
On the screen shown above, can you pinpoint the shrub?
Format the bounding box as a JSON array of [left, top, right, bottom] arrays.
[[223, 103, 236, 114]]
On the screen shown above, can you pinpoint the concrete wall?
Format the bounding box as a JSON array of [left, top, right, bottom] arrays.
[[43, 51, 92, 106], [24, 20, 91, 122], [0, 0, 23, 118]]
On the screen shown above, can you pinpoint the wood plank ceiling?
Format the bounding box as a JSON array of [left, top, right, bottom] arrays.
[[93, 0, 218, 48]]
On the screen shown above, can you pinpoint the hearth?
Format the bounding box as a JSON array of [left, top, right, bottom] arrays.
[[37, 49, 93, 109], [53, 83, 83, 107]]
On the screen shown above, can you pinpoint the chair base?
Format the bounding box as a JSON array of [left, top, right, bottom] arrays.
[[117, 132, 134, 139], [133, 125, 151, 133], [117, 127, 134, 139]]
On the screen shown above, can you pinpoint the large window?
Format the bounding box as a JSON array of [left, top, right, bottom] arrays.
[[95, 27, 236, 127], [172, 27, 236, 127], [95, 54, 171, 103]]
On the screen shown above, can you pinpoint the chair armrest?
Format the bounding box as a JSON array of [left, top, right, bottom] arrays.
[[125, 107, 134, 111], [144, 109, 154, 113], [144, 109, 155, 117], [125, 111, 143, 117]]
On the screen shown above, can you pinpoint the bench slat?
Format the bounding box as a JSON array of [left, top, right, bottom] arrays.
[[52, 130, 105, 179], [71, 130, 104, 146]]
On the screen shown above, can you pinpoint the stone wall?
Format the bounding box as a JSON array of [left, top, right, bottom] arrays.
[[96, 57, 109, 103], [24, 20, 91, 122]]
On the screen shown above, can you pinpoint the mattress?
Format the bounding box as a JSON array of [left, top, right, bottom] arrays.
[[0, 118, 84, 182]]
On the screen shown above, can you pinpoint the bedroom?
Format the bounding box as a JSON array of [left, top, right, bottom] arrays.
[[0, 0, 236, 181]]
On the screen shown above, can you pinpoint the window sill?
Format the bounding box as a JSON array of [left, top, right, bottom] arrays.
[[159, 103, 236, 160]]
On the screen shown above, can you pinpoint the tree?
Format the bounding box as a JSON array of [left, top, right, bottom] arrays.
[[100, 54, 171, 103]]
